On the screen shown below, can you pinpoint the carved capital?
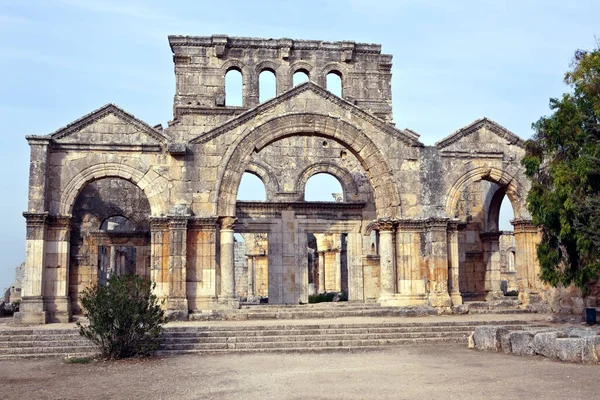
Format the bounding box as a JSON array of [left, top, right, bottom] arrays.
[[220, 216, 237, 230], [169, 216, 189, 230], [511, 219, 538, 233], [23, 212, 49, 227], [150, 217, 170, 231], [367, 218, 396, 233], [47, 214, 72, 229]]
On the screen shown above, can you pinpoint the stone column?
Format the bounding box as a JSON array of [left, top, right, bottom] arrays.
[[247, 256, 255, 300], [219, 217, 238, 305], [447, 222, 463, 306], [512, 219, 543, 304], [377, 220, 396, 303], [481, 231, 503, 300], [150, 217, 169, 305], [318, 251, 326, 293], [15, 212, 49, 324], [43, 215, 73, 322], [167, 215, 189, 319]]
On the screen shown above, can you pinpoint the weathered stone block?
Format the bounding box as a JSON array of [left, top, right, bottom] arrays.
[[555, 338, 584, 363], [473, 326, 509, 351]]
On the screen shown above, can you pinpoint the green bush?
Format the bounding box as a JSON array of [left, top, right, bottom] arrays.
[[77, 275, 167, 359]]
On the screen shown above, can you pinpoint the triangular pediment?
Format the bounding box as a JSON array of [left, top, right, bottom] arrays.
[[50, 104, 168, 145], [435, 118, 524, 150], [189, 82, 422, 146]]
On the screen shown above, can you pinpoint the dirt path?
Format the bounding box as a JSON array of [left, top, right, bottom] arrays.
[[0, 345, 596, 400]]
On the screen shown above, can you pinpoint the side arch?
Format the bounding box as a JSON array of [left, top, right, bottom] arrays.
[[59, 163, 169, 217], [214, 113, 401, 218], [243, 161, 280, 201], [295, 162, 359, 202], [445, 166, 529, 222]]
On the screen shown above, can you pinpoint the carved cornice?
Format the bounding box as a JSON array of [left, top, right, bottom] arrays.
[[52, 143, 163, 153], [188, 217, 219, 229], [23, 212, 49, 227], [188, 82, 422, 146], [49, 103, 168, 145], [25, 135, 52, 146], [435, 117, 525, 150], [169, 35, 382, 54], [220, 216, 237, 230], [168, 215, 189, 230], [47, 215, 72, 229], [367, 218, 396, 233], [149, 217, 170, 230]]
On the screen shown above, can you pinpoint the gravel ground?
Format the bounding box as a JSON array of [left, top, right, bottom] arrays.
[[0, 345, 597, 400]]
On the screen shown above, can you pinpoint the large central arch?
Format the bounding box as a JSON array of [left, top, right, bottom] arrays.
[[215, 113, 401, 218]]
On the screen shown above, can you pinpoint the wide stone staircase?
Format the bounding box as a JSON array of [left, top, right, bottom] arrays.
[[189, 299, 533, 321], [0, 319, 541, 360]]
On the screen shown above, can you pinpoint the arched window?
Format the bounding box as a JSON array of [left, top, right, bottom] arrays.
[[499, 196, 515, 231], [225, 68, 243, 106], [326, 71, 342, 97], [259, 70, 276, 103], [305, 173, 344, 202], [508, 250, 516, 272], [293, 70, 309, 86], [237, 172, 266, 201]]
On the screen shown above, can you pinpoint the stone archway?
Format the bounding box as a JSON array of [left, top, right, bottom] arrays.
[[215, 113, 401, 218], [295, 162, 360, 202], [59, 162, 169, 217]]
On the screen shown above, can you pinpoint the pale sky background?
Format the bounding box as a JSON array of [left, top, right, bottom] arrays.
[[0, 0, 598, 290]]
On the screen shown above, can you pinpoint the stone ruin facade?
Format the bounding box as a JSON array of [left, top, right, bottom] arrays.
[[15, 35, 548, 324]]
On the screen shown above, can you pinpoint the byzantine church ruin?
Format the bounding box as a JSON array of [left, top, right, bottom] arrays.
[[15, 35, 545, 324]]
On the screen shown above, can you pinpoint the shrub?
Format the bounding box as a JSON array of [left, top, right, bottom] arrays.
[[308, 291, 348, 303], [77, 275, 167, 359]]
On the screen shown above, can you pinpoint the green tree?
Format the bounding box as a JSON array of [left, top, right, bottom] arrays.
[[522, 44, 600, 292], [77, 275, 167, 359]]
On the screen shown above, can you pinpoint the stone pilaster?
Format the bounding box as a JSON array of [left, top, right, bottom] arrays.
[[167, 215, 189, 319], [14, 212, 49, 325], [395, 219, 428, 306], [247, 256, 256, 300], [43, 215, 72, 322], [219, 216, 239, 307], [150, 217, 170, 305], [25, 135, 50, 213], [427, 218, 451, 307], [512, 219, 543, 305], [447, 221, 463, 306], [481, 231, 503, 300], [346, 232, 364, 301]]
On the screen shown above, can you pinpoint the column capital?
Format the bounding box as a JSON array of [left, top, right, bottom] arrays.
[[367, 218, 396, 233], [47, 214, 72, 229], [23, 211, 49, 227], [168, 215, 189, 229], [149, 216, 170, 230], [219, 216, 237, 230], [511, 219, 538, 233]]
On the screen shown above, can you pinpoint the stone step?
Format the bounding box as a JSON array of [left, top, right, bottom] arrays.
[[0, 339, 92, 348], [0, 345, 96, 355], [468, 309, 535, 314], [0, 329, 79, 337], [0, 352, 98, 361], [158, 336, 467, 352], [161, 331, 472, 345]]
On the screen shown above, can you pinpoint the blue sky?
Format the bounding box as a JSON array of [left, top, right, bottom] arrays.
[[0, 0, 598, 290]]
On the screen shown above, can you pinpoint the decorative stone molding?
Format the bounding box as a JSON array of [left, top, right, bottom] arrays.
[[435, 117, 525, 149], [188, 217, 219, 229], [23, 212, 49, 227], [220, 216, 237, 230], [511, 219, 538, 233], [149, 216, 170, 230], [168, 216, 189, 230]]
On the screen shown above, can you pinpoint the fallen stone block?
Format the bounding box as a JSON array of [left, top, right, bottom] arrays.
[[509, 330, 537, 356], [533, 331, 564, 359], [555, 338, 584, 363], [581, 336, 600, 364], [473, 326, 509, 351]]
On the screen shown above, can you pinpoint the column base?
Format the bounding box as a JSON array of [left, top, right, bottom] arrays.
[[216, 296, 240, 310], [13, 297, 48, 325], [485, 290, 504, 301], [450, 292, 463, 306], [44, 296, 72, 323], [166, 297, 189, 321], [428, 292, 452, 307]]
